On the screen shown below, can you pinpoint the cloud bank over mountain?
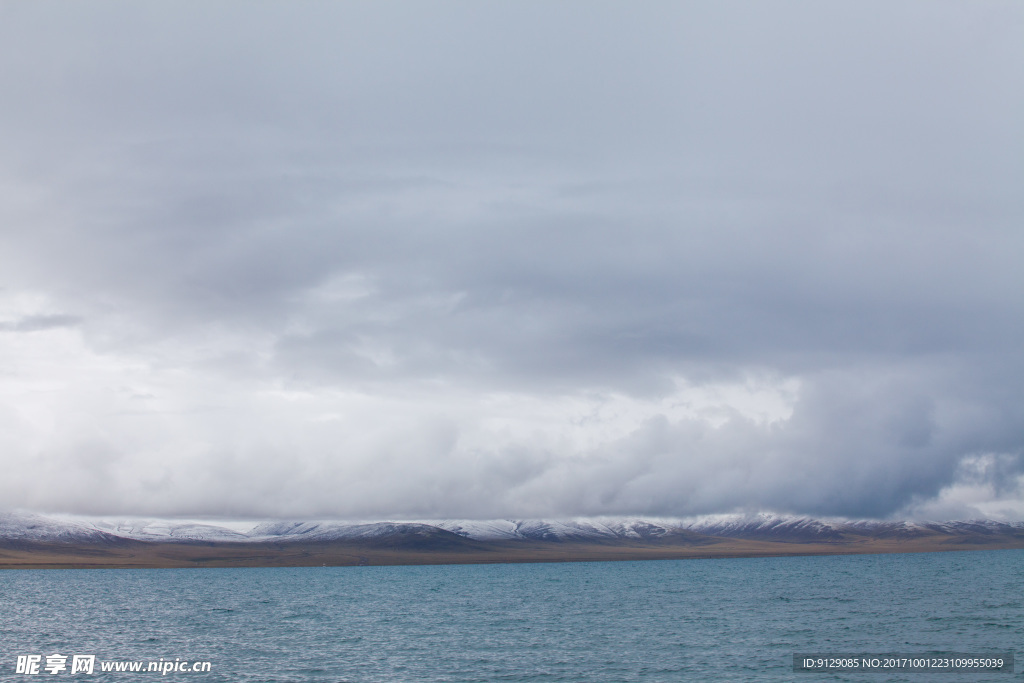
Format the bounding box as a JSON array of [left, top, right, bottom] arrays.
[[1, 2, 1022, 521]]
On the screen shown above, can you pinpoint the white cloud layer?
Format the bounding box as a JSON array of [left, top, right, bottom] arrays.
[[1, 1, 1022, 519]]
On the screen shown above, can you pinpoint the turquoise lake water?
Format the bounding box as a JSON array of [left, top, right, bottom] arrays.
[[1, 550, 1021, 682]]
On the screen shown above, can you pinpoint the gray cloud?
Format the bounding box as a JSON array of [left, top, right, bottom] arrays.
[[0, 1, 1022, 520], [0, 314, 81, 332]]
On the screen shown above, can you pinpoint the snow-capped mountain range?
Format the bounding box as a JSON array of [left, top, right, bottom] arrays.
[[2, 510, 1022, 545]]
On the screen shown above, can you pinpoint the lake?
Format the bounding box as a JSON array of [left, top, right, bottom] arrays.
[[2, 550, 1020, 681]]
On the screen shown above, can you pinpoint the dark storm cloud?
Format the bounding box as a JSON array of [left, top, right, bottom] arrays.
[[0, 1, 1021, 519]]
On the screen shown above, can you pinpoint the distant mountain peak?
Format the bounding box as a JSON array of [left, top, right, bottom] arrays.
[[1, 511, 1021, 546]]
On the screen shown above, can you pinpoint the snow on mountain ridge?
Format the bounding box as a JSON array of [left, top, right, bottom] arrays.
[[0, 512, 122, 543], [247, 521, 450, 542], [681, 513, 848, 540], [2, 512, 1021, 544], [87, 519, 251, 542], [430, 518, 689, 541]]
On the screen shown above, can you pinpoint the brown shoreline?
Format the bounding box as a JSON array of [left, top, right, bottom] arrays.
[[2, 535, 1022, 570]]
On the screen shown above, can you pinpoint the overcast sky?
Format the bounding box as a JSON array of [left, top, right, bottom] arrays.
[[1, 1, 1022, 521]]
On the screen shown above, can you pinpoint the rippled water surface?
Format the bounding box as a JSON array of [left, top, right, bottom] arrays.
[[1, 550, 1021, 681]]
